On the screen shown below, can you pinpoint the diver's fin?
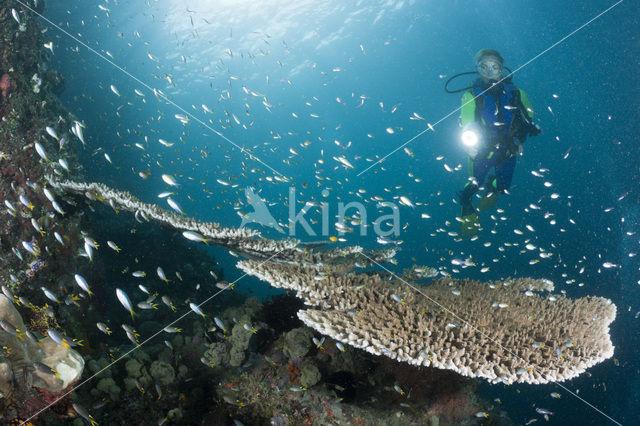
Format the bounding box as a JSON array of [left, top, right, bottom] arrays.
[[478, 177, 498, 211], [461, 213, 480, 237], [460, 212, 480, 237], [477, 191, 498, 211], [460, 199, 480, 237]]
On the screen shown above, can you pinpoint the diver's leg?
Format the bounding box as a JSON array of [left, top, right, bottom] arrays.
[[495, 155, 517, 192], [460, 181, 479, 216], [459, 158, 488, 237], [472, 156, 490, 191], [460, 178, 481, 237], [477, 174, 499, 211], [460, 158, 488, 210]]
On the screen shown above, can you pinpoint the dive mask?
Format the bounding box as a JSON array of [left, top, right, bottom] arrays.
[[477, 59, 503, 80]]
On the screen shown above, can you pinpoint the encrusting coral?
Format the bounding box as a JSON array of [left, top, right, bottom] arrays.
[[0, 295, 84, 414], [236, 260, 616, 385]]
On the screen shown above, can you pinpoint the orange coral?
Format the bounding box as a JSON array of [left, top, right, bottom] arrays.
[[287, 362, 300, 382]]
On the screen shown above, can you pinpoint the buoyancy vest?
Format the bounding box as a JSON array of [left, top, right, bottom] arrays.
[[471, 78, 521, 140]]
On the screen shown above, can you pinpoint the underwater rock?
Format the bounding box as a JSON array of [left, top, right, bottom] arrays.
[[123, 377, 138, 393], [229, 346, 246, 367], [227, 321, 257, 367], [167, 408, 183, 421], [0, 363, 13, 401], [149, 360, 175, 386], [125, 359, 142, 379], [203, 342, 229, 367], [157, 347, 174, 364], [86, 357, 112, 379], [283, 327, 314, 359], [96, 357, 112, 375], [87, 360, 101, 374], [95, 377, 120, 397], [43, 69, 65, 96], [132, 348, 151, 364], [230, 323, 253, 351], [299, 360, 321, 388], [177, 364, 189, 380], [172, 334, 185, 348]]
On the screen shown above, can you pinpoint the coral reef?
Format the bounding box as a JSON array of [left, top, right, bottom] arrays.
[[0, 3, 578, 424], [0, 5, 91, 422], [282, 327, 314, 359], [196, 297, 497, 425], [149, 361, 175, 386], [237, 260, 616, 384], [298, 360, 321, 388]]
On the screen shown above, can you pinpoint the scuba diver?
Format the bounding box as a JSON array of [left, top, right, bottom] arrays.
[[445, 49, 541, 237]]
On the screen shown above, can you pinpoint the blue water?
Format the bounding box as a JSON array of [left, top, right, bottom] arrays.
[[41, 0, 639, 423]]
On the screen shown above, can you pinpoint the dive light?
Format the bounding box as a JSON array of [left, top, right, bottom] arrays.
[[461, 129, 479, 147], [460, 122, 482, 158]]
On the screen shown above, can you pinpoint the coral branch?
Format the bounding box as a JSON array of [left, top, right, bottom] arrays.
[[46, 177, 398, 267]]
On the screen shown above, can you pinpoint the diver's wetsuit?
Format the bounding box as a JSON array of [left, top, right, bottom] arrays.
[[459, 78, 537, 214]]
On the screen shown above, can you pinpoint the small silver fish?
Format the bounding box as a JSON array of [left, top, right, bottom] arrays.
[[45, 127, 58, 140], [33, 362, 59, 377], [54, 231, 64, 245], [214, 317, 226, 333], [74, 274, 94, 295], [51, 200, 65, 215], [156, 267, 169, 282], [137, 301, 158, 310], [162, 295, 175, 311], [189, 302, 205, 317], [116, 288, 136, 319], [96, 322, 112, 335], [41, 287, 59, 303], [58, 158, 69, 171], [166, 197, 184, 215]]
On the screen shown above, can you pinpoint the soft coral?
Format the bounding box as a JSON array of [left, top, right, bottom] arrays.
[[1, 73, 12, 98]]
